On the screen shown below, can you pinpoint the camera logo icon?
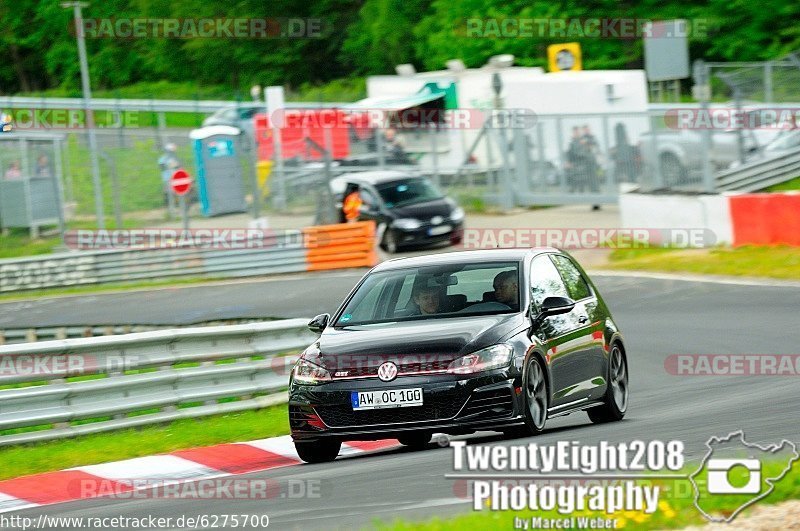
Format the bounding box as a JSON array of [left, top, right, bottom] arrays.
[[706, 458, 761, 494]]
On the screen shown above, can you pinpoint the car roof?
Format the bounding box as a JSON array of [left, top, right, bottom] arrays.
[[373, 248, 560, 272], [331, 170, 420, 187]]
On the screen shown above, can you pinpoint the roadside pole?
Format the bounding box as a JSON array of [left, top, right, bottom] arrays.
[[62, 1, 105, 228]]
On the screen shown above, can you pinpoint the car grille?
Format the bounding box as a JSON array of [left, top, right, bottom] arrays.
[[458, 387, 514, 420], [315, 394, 465, 427], [336, 359, 450, 379]]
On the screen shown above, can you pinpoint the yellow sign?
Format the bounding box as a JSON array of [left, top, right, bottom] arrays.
[[548, 43, 582, 72]]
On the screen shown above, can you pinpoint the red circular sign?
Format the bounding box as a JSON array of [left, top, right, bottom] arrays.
[[170, 169, 192, 196]]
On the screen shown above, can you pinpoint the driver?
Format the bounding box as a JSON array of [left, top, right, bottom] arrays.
[[412, 283, 443, 315], [493, 270, 519, 309]]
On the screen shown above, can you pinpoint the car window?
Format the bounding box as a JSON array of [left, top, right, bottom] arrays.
[[529, 255, 569, 310], [375, 177, 443, 208], [360, 188, 379, 207], [336, 261, 520, 326], [550, 254, 592, 301]]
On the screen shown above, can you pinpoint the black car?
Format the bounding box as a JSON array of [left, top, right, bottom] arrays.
[[331, 171, 464, 253], [288, 248, 629, 463]]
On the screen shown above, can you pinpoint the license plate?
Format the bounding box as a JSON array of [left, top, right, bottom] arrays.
[[351, 388, 423, 410], [428, 225, 451, 236]]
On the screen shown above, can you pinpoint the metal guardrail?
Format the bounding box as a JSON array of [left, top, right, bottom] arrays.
[[0, 96, 237, 114], [716, 148, 800, 191], [0, 222, 378, 293], [0, 319, 314, 446], [0, 319, 269, 345]]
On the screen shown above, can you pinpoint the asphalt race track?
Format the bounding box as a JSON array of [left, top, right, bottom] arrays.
[[5, 273, 800, 529]]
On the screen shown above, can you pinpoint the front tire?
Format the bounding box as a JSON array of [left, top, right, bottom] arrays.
[[522, 355, 549, 435], [381, 229, 398, 254], [588, 343, 628, 424], [294, 440, 341, 463]]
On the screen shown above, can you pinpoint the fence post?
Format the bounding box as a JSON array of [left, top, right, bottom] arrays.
[[764, 62, 774, 103]]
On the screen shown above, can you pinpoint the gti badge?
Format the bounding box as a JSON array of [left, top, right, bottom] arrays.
[[377, 361, 398, 382]]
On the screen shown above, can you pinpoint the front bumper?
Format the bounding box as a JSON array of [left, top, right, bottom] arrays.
[[393, 221, 464, 248], [289, 368, 523, 441]]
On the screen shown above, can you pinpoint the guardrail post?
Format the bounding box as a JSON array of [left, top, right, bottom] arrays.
[[25, 329, 37, 343]]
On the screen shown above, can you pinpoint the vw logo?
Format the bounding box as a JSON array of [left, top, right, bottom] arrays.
[[431, 216, 443, 225], [377, 362, 398, 382]]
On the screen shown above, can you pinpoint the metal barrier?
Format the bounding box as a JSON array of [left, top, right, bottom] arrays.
[[716, 148, 800, 191], [0, 319, 269, 345], [0, 221, 377, 293], [0, 319, 314, 446]]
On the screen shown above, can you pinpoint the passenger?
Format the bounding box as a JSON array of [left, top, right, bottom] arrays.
[[493, 270, 519, 309], [412, 283, 442, 315]]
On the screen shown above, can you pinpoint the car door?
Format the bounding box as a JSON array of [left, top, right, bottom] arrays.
[[357, 186, 383, 223], [550, 254, 607, 400], [529, 254, 595, 407]]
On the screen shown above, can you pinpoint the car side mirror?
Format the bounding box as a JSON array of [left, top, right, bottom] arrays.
[[531, 296, 576, 326], [308, 313, 330, 334]]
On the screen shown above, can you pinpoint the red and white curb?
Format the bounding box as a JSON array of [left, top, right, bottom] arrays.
[[0, 435, 400, 514]]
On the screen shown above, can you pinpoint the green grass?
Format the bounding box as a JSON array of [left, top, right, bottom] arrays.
[[765, 176, 800, 192], [19, 78, 367, 105], [0, 404, 288, 481], [0, 218, 148, 259], [377, 460, 800, 530], [607, 245, 800, 279]]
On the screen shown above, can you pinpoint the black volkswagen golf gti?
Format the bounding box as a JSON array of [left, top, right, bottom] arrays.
[[289, 249, 629, 463]]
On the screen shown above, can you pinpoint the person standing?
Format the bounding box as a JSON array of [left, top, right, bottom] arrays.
[[342, 183, 363, 223], [158, 143, 181, 215]]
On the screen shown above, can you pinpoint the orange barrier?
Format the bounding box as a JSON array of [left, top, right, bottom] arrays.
[[303, 221, 378, 271], [729, 193, 800, 246]]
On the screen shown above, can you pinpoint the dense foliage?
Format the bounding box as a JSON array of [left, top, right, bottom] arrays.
[[1, 0, 799, 95]]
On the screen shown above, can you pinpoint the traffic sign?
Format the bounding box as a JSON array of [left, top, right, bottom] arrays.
[[548, 43, 582, 72], [170, 168, 192, 196]]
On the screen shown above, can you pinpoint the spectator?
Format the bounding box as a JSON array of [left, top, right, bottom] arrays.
[[565, 127, 590, 192], [35, 154, 52, 178], [384, 128, 412, 164], [4, 160, 22, 180], [158, 143, 181, 207], [610, 122, 641, 183], [581, 125, 602, 193]]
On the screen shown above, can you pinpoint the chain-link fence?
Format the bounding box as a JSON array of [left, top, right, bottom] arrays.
[[4, 98, 799, 233], [707, 52, 800, 103]]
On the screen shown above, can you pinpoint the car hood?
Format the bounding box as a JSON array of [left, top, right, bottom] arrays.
[[314, 313, 525, 372], [388, 198, 452, 221]]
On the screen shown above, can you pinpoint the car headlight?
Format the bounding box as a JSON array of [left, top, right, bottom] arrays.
[[447, 344, 514, 374], [450, 206, 465, 222], [393, 218, 422, 230], [292, 345, 331, 384]]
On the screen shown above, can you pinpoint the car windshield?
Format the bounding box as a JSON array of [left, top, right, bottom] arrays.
[[375, 178, 443, 208], [335, 261, 521, 326]]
